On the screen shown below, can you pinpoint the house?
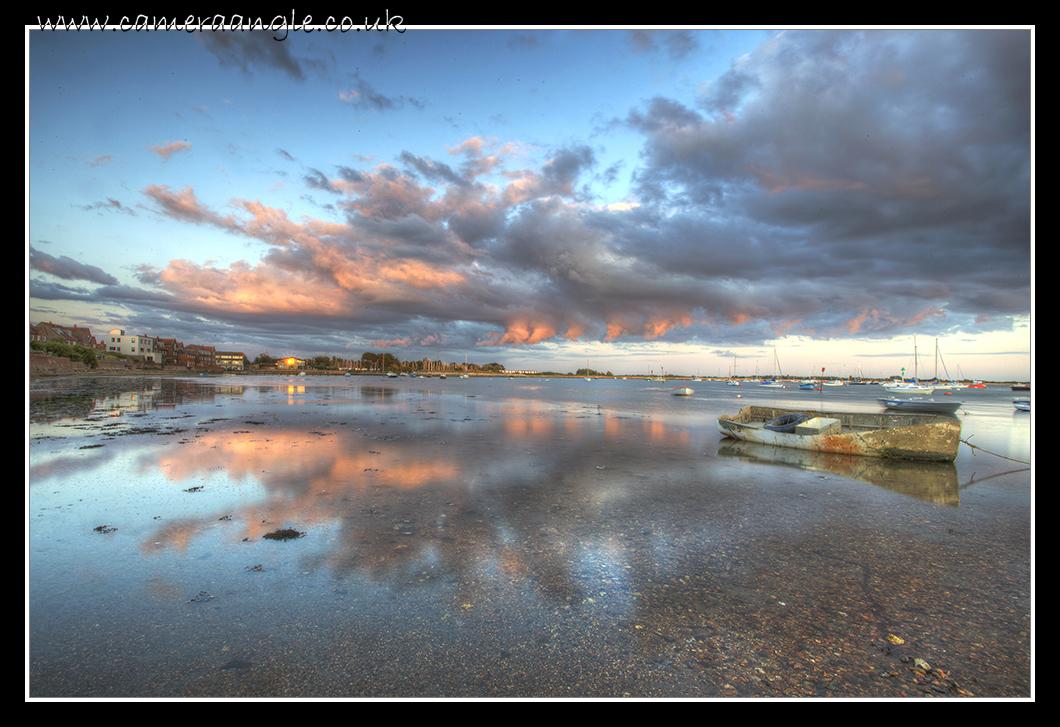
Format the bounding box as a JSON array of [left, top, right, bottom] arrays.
[[277, 356, 306, 369], [179, 344, 216, 369], [30, 321, 101, 350], [215, 351, 248, 371], [104, 328, 158, 362], [153, 337, 184, 365]]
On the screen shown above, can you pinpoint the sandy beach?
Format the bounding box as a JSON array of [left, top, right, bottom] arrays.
[[28, 375, 1032, 698]]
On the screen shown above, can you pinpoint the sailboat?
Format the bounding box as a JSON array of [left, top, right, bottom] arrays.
[[880, 337, 964, 412], [727, 356, 742, 386], [923, 339, 960, 389], [847, 363, 868, 385], [758, 345, 786, 387], [885, 337, 934, 394]]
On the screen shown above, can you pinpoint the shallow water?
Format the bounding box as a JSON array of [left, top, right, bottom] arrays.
[[28, 375, 1032, 698]]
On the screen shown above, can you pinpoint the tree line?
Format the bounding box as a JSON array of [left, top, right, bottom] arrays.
[[253, 351, 506, 373]]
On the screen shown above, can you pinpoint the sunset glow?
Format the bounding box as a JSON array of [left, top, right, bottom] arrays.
[[28, 26, 1032, 379]]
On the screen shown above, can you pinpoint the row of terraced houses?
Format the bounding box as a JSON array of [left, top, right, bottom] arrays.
[[30, 321, 250, 371], [30, 321, 509, 375]]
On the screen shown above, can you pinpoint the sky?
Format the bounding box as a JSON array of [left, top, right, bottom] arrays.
[[27, 24, 1034, 380]]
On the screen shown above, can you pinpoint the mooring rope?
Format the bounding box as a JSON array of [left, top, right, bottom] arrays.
[[960, 435, 1030, 465]]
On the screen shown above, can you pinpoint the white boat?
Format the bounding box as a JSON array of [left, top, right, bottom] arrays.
[[718, 405, 962, 462], [885, 337, 935, 393], [1013, 398, 1030, 411], [759, 345, 786, 388], [877, 397, 963, 415], [925, 340, 962, 390], [726, 357, 741, 386], [671, 387, 694, 396], [885, 384, 935, 394]]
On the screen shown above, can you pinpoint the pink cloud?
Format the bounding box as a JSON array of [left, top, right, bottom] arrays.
[[140, 184, 472, 320], [479, 319, 558, 346], [334, 164, 442, 221], [142, 184, 238, 229], [148, 140, 192, 160], [841, 307, 945, 334]]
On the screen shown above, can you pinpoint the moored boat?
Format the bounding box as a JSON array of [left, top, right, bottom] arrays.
[[1013, 398, 1030, 411], [717, 405, 961, 461], [885, 383, 935, 394], [671, 387, 694, 396], [877, 397, 963, 415]]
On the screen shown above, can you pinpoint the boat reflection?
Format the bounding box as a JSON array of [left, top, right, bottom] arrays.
[[715, 439, 959, 506]]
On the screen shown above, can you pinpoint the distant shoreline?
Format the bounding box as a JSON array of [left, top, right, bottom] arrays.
[[28, 368, 1029, 386]]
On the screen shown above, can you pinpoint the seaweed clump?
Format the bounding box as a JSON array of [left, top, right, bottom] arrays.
[[263, 528, 305, 541]]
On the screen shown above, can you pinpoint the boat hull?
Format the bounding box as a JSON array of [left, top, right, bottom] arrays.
[[885, 385, 934, 394], [718, 406, 961, 462], [877, 398, 963, 415]]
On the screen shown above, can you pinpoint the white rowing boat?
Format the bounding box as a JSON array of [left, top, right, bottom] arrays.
[[717, 405, 961, 462]]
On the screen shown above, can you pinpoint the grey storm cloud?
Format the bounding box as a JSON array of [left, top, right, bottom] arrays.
[[66, 28, 1029, 356], [609, 29, 1031, 336], [195, 30, 306, 80], [30, 245, 120, 286]]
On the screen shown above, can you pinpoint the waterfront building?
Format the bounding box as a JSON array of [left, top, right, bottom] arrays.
[[105, 328, 158, 363]]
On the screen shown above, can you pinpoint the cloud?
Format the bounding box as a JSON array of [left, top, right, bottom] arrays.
[[103, 30, 1028, 359], [507, 34, 541, 51], [148, 140, 192, 160], [141, 184, 238, 229], [338, 72, 424, 112], [195, 30, 306, 80], [304, 168, 341, 194], [79, 198, 137, 215], [30, 245, 120, 285], [627, 29, 701, 60]]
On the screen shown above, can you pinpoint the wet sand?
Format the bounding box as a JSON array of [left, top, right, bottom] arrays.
[[28, 376, 1032, 698]]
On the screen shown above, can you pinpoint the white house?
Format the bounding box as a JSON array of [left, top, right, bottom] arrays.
[[105, 328, 158, 362]]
